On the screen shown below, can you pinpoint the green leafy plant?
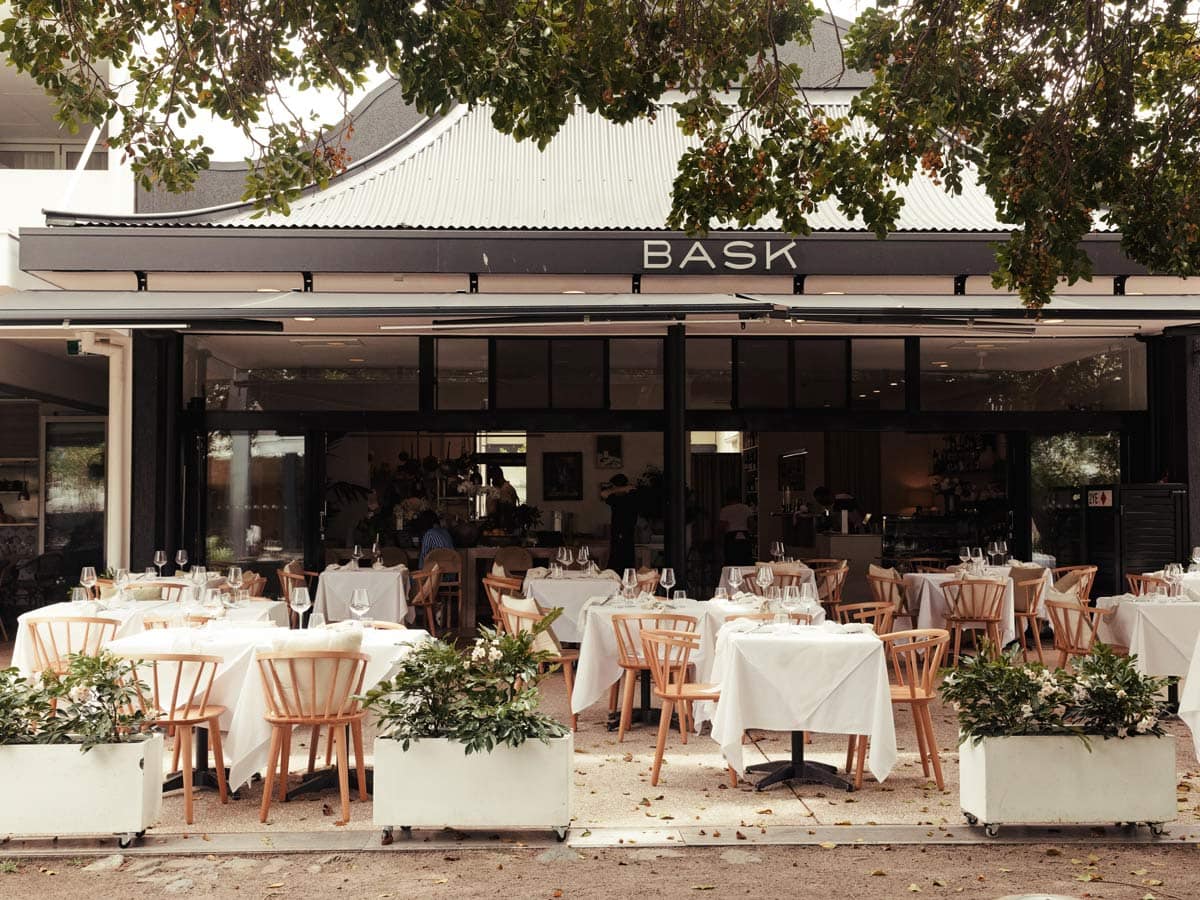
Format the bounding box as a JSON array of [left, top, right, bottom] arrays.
[[363, 613, 568, 755], [0, 653, 149, 753], [942, 643, 1169, 746]]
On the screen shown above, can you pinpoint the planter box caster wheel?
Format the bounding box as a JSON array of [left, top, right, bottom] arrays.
[[117, 831, 143, 849], [962, 812, 978, 826], [984, 824, 1000, 837], [554, 827, 568, 842], [1149, 823, 1166, 837], [381, 827, 394, 845]]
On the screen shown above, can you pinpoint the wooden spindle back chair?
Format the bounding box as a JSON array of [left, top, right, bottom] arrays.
[[866, 572, 910, 624], [1126, 573, 1170, 596], [482, 573, 524, 629], [812, 564, 849, 618], [834, 599, 895, 634], [635, 568, 661, 594], [408, 564, 443, 636], [277, 566, 320, 628], [28, 616, 120, 676], [494, 546, 534, 578], [1050, 565, 1099, 602], [611, 613, 697, 742], [499, 600, 580, 729], [941, 578, 1006, 664], [425, 548, 463, 630], [255, 650, 370, 824], [1013, 576, 1048, 663], [1045, 599, 1121, 670]]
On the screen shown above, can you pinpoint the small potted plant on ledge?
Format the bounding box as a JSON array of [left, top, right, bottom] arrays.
[[0, 652, 163, 847], [365, 615, 572, 843], [943, 644, 1175, 836]]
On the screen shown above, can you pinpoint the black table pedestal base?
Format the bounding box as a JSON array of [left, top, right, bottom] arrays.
[[747, 731, 854, 792], [287, 767, 374, 801], [162, 728, 240, 797]]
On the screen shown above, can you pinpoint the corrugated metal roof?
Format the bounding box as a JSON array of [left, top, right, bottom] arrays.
[[202, 102, 1015, 232]]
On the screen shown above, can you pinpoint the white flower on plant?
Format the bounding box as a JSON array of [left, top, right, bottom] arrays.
[[1020, 703, 1034, 718], [470, 645, 487, 662], [68, 685, 93, 704], [1116, 726, 1129, 738], [1115, 689, 1127, 699], [487, 646, 502, 662]]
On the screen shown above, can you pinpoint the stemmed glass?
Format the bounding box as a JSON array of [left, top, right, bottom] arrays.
[[782, 584, 802, 616], [290, 586, 312, 628], [622, 567, 637, 599], [227, 566, 244, 593], [176, 549, 188, 572], [371, 538, 382, 566], [351, 545, 364, 568], [79, 566, 98, 598], [755, 566, 774, 602], [349, 588, 371, 627], [728, 567, 744, 596], [660, 567, 676, 598], [577, 545, 590, 567], [770, 541, 784, 562], [1164, 562, 1184, 597], [70, 586, 90, 608], [958, 546, 971, 568], [113, 567, 130, 606], [153, 550, 167, 579], [998, 540, 1008, 563], [798, 581, 819, 612], [970, 547, 984, 574], [202, 588, 224, 618], [191, 565, 207, 605], [986, 541, 998, 566]]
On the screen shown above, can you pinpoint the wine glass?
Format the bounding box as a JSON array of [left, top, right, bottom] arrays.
[[113, 567, 130, 606], [563, 547, 574, 569], [202, 588, 223, 618], [970, 547, 984, 573], [175, 549, 188, 572], [578, 545, 590, 567], [371, 537, 382, 565], [352, 544, 363, 568], [713, 586, 729, 602], [221, 588, 240, 614], [79, 566, 98, 598], [660, 567, 676, 598], [153, 550, 167, 578], [349, 588, 371, 626], [798, 581, 818, 612], [958, 546, 971, 567], [997, 540, 1008, 563], [772, 541, 786, 562], [755, 565, 774, 594], [727, 567, 744, 595], [622, 567, 637, 598], [70, 586, 90, 608], [290, 586, 312, 627], [227, 566, 244, 592]]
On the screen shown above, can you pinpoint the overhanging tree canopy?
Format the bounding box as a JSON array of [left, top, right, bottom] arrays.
[[3, 0, 1199, 307]]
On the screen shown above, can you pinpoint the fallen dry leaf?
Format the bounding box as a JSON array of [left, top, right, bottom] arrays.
[[869, 869, 886, 877], [907, 884, 922, 893], [818, 842, 838, 850]]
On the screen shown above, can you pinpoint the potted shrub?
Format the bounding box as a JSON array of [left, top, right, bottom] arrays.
[[943, 644, 1175, 836], [364, 616, 572, 842], [0, 652, 163, 847]]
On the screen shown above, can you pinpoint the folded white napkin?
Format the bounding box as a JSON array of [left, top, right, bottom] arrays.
[[525, 567, 549, 580], [731, 591, 758, 603], [326, 563, 341, 571]]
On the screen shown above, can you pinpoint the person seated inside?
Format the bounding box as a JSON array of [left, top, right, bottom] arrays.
[[416, 509, 454, 569]]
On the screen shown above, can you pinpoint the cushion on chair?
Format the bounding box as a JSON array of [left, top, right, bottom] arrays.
[[1053, 568, 1084, 594], [868, 563, 899, 580], [492, 561, 507, 577], [1045, 584, 1081, 605], [500, 594, 560, 656], [266, 627, 364, 717]]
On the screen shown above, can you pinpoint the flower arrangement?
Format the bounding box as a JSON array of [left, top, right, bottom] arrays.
[[362, 613, 568, 755], [0, 652, 148, 753], [942, 643, 1168, 746]]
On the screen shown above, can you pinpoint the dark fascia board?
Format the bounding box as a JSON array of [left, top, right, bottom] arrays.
[[18, 226, 1148, 278]]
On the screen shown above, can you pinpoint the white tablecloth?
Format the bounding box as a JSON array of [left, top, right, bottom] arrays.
[[709, 623, 897, 782], [569, 597, 825, 716], [1096, 594, 1200, 677], [903, 571, 1018, 646], [718, 565, 817, 595], [106, 624, 429, 790], [525, 573, 622, 643], [1179, 631, 1200, 761], [315, 566, 411, 624]]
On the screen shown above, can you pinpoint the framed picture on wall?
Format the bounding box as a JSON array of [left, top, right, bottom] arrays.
[[543, 451, 584, 501], [596, 435, 623, 469]]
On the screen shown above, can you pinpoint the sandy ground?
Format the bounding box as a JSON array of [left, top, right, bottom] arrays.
[[1, 844, 1199, 899]]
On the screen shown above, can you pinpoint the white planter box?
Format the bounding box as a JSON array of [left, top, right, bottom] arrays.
[[373, 734, 573, 840], [959, 734, 1176, 835], [0, 734, 163, 846]]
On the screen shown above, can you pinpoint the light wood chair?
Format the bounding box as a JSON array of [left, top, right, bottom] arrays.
[[635, 568, 661, 594], [365, 620, 408, 630], [499, 600, 581, 730], [256, 650, 369, 824], [408, 564, 443, 636], [611, 613, 698, 742], [1045, 599, 1124, 670], [835, 599, 895, 634], [425, 548, 463, 630], [143, 613, 212, 630], [1050, 565, 1099, 601], [867, 572, 911, 628], [1126, 573, 1170, 596], [813, 564, 849, 619], [122, 652, 229, 825], [640, 628, 738, 788], [494, 546, 534, 577], [277, 566, 320, 628], [803, 558, 846, 569], [903, 556, 948, 573], [482, 574, 524, 630], [724, 611, 814, 625], [244, 573, 268, 597], [847, 629, 949, 790], [1013, 577, 1048, 663], [942, 578, 1006, 664], [27, 616, 121, 676]]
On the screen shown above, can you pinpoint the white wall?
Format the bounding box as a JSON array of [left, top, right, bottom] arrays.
[[525, 432, 663, 536]]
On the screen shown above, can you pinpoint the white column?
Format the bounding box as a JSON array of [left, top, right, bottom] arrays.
[[80, 331, 132, 568]]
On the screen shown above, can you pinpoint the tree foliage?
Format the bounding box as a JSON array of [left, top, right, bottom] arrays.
[[3, 1, 1199, 306]]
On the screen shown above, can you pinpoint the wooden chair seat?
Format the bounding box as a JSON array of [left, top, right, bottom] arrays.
[[482, 574, 523, 629], [499, 599, 580, 730], [1012, 576, 1047, 663], [408, 564, 443, 636], [611, 613, 698, 742], [942, 578, 1006, 664]]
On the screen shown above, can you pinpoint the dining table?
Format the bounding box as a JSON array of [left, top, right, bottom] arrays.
[[708, 620, 896, 791], [1178, 631, 1200, 761], [523, 569, 623, 643], [903, 569, 1020, 647], [717, 565, 817, 596], [314, 564, 412, 624], [1096, 593, 1200, 677], [105, 622, 430, 792]]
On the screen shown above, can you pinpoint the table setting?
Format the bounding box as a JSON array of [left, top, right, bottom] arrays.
[[523, 552, 623, 643], [903, 566, 1020, 646], [1096, 591, 1200, 676], [717, 563, 817, 596], [707, 618, 897, 790], [314, 562, 411, 624]]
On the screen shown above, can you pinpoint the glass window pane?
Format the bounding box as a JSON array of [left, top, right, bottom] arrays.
[[551, 339, 604, 408], [183, 335, 419, 410], [920, 338, 1147, 411], [437, 339, 488, 410], [795, 340, 847, 408], [43, 420, 106, 572], [737, 339, 789, 408], [609, 339, 663, 409], [851, 339, 906, 410], [0, 148, 56, 169], [65, 149, 108, 170], [495, 339, 549, 408], [206, 431, 305, 574], [1030, 433, 1120, 565], [687, 338, 732, 409]]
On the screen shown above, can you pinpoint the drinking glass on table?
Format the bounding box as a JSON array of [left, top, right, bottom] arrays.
[[175, 549, 188, 571], [227, 566, 244, 592], [970, 547, 984, 573], [998, 540, 1008, 562], [986, 542, 998, 566], [660, 567, 676, 597], [79, 566, 98, 597], [727, 567, 744, 595], [113, 568, 130, 606], [562, 547, 575, 569], [153, 549, 167, 578], [70, 586, 90, 609], [578, 545, 590, 566], [673, 590, 687, 602], [221, 588, 240, 614], [798, 581, 818, 612], [352, 545, 364, 567], [349, 588, 371, 626], [290, 586, 312, 627], [202, 588, 223, 618], [713, 586, 729, 602], [144, 566, 156, 579], [958, 546, 971, 567], [371, 538, 382, 565], [622, 567, 637, 598], [755, 565, 774, 594], [770, 541, 784, 562]]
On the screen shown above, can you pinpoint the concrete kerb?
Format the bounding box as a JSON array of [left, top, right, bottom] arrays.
[[2, 824, 1199, 858]]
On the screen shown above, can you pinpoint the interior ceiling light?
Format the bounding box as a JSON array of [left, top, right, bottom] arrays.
[[1041, 318, 1065, 324], [348, 357, 365, 363], [293, 316, 317, 322]]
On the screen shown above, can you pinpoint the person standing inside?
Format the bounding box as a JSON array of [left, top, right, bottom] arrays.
[[601, 474, 639, 572], [718, 488, 754, 566]]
